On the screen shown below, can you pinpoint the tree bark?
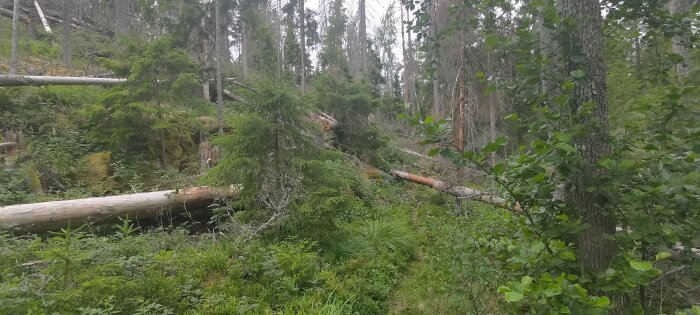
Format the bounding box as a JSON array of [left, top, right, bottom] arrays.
[[391, 170, 521, 212], [400, 3, 410, 109], [223, 89, 247, 103], [0, 75, 124, 86], [215, 0, 224, 135], [0, 187, 238, 233], [32, 0, 51, 33], [114, 0, 127, 35], [430, 1, 443, 118], [488, 52, 498, 165], [670, 0, 691, 78], [300, 0, 307, 92], [62, 0, 71, 67], [202, 80, 210, 101], [560, 0, 622, 310], [357, 0, 367, 77], [10, 0, 20, 74], [0, 142, 18, 150], [456, 33, 466, 151]]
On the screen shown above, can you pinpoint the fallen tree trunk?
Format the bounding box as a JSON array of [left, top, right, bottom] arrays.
[[398, 147, 486, 176], [223, 89, 248, 103], [32, 0, 51, 33], [0, 142, 17, 150], [0, 187, 237, 233], [0, 75, 125, 87], [390, 170, 521, 212], [0, 7, 29, 22]]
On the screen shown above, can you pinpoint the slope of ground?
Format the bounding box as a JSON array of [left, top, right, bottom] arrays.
[[389, 195, 519, 314]]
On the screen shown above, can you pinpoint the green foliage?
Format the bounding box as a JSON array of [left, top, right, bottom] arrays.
[[314, 74, 389, 164], [390, 198, 516, 314], [405, 3, 699, 311], [203, 83, 315, 205], [0, 179, 423, 314], [85, 37, 201, 167]]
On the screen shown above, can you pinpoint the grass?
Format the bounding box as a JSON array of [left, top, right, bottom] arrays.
[[0, 17, 110, 75], [388, 192, 520, 314], [0, 180, 425, 314]]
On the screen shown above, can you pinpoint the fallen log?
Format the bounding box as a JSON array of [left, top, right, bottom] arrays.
[[0, 142, 17, 150], [32, 0, 51, 33], [0, 75, 125, 87], [0, 7, 29, 22], [390, 170, 521, 212], [223, 89, 248, 103], [398, 147, 486, 176], [0, 187, 237, 233]]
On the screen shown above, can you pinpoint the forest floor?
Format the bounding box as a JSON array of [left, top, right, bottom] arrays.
[[387, 194, 514, 314]]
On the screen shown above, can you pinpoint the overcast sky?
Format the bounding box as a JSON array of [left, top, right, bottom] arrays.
[[303, 0, 403, 66]]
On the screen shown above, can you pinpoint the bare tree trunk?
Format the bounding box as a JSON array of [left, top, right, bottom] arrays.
[[215, 0, 224, 135], [560, 0, 624, 311], [62, 0, 71, 68], [488, 53, 497, 165], [0, 75, 124, 86], [276, 0, 283, 78], [400, 3, 414, 114], [357, 0, 367, 76], [300, 0, 307, 92], [537, 4, 558, 96], [202, 80, 210, 101], [241, 19, 250, 77], [0, 187, 238, 233], [32, 0, 51, 33], [455, 34, 466, 151], [670, 0, 691, 78], [10, 0, 20, 74], [430, 2, 442, 118], [391, 170, 521, 212], [114, 0, 127, 35]]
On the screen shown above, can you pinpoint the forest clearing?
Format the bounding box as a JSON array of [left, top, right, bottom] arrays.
[[0, 0, 698, 313]]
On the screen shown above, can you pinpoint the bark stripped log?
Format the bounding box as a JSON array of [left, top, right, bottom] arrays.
[[0, 187, 238, 233], [398, 147, 486, 176], [32, 0, 51, 33], [390, 170, 521, 212], [222, 89, 248, 103], [0, 7, 28, 22], [0, 75, 125, 86]]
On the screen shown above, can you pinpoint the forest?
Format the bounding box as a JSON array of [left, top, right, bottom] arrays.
[[0, 0, 698, 313]]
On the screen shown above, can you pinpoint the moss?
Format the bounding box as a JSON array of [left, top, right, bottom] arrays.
[[76, 151, 118, 195], [22, 164, 43, 193]]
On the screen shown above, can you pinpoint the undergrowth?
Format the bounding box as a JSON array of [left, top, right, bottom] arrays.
[[389, 190, 519, 314], [0, 179, 419, 314]]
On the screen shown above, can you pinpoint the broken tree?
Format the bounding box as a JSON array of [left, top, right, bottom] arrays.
[[390, 170, 521, 212]]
